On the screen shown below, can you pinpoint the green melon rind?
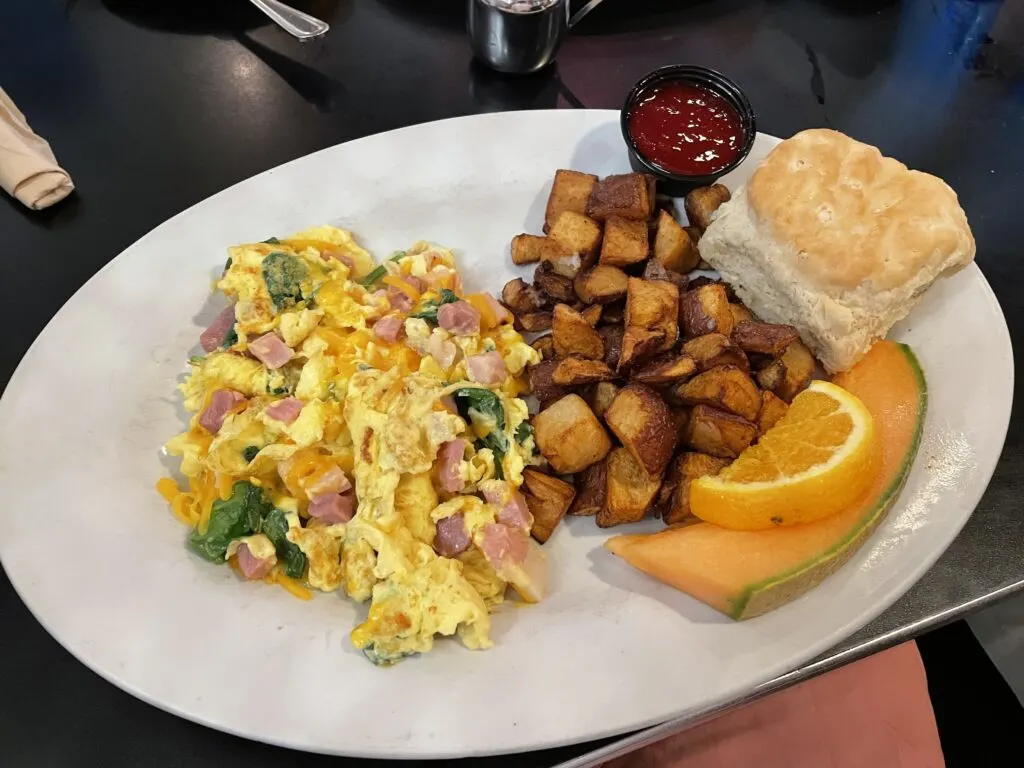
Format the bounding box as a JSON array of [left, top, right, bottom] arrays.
[[727, 344, 927, 620]]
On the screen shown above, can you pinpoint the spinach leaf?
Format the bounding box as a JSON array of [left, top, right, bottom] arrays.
[[223, 257, 233, 275], [188, 481, 271, 562], [221, 325, 238, 349], [188, 355, 205, 366], [262, 251, 308, 309], [514, 422, 534, 444], [262, 509, 307, 579], [242, 445, 260, 463], [454, 388, 508, 479], [410, 289, 461, 324], [359, 265, 387, 288], [262, 237, 280, 244]]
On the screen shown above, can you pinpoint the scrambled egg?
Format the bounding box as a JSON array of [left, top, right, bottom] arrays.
[[158, 229, 543, 665]]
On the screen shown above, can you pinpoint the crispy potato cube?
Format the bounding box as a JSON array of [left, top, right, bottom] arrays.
[[599, 325, 624, 370], [522, 468, 576, 544], [527, 360, 570, 408], [586, 380, 619, 419], [680, 283, 734, 338], [777, 340, 816, 401], [654, 209, 701, 273], [631, 353, 698, 385], [587, 173, 655, 222], [553, 304, 604, 360], [502, 277, 547, 315], [600, 216, 649, 267], [553, 356, 616, 385], [661, 452, 731, 526], [548, 210, 603, 258], [515, 311, 553, 333], [682, 333, 749, 372], [625, 277, 679, 357], [684, 225, 702, 245], [598, 447, 662, 527], [618, 327, 668, 372], [732, 321, 800, 356], [684, 183, 731, 232], [604, 384, 676, 477], [728, 302, 754, 326], [533, 394, 612, 473], [574, 265, 630, 305], [688, 276, 737, 301], [511, 234, 570, 266], [673, 408, 691, 450], [569, 460, 606, 516], [532, 334, 555, 361], [581, 304, 602, 327], [756, 359, 787, 393], [534, 261, 577, 303], [544, 169, 599, 233], [684, 404, 756, 458], [643, 259, 688, 290], [675, 365, 762, 422], [757, 390, 790, 436]]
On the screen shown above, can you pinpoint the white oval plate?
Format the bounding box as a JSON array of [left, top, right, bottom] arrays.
[[0, 111, 1012, 759]]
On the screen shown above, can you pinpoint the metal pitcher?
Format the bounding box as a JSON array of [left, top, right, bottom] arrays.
[[467, 0, 606, 74]]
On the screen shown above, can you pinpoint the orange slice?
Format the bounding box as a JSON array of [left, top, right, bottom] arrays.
[[689, 381, 878, 530]]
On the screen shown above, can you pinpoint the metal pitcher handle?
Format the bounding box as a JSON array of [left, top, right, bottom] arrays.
[[568, 0, 605, 29]]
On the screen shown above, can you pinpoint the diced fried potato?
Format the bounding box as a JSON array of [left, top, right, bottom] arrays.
[[618, 327, 668, 372], [673, 407, 691, 450], [680, 283, 734, 338], [777, 340, 816, 401], [574, 265, 630, 305], [586, 380, 619, 419], [625, 277, 678, 358], [515, 311, 553, 333], [598, 447, 662, 528], [522, 468, 576, 544], [533, 394, 612, 473], [684, 183, 731, 232], [661, 452, 731, 525], [600, 325, 624, 369], [511, 234, 570, 266], [600, 216, 649, 267], [642, 259, 688, 290], [587, 173, 655, 222], [688, 276, 738, 302], [631, 353, 698, 385], [581, 304, 602, 327], [548, 210, 603, 258], [728, 302, 754, 326], [684, 225, 702, 245], [552, 356, 616, 385], [553, 303, 604, 360], [757, 390, 790, 436], [732, 321, 800, 356], [682, 333, 749, 372], [756, 359, 787, 393], [502, 277, 547, 314], [527, 360, 570, 408], [569, 460, 606, 516], [675, 365, 761, 422], [683, 404, 756, 459], [544, 169, 599, 233], [654, 209, 700, 273], [532, 334, 555, 361], [534, 261, 577, 303], [604, 384, 676, 477]]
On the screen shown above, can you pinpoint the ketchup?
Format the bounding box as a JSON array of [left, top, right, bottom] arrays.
[[628, 81, 745, 176]]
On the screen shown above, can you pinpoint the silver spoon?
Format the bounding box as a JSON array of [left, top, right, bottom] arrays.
[[249, 0, 330, 41]]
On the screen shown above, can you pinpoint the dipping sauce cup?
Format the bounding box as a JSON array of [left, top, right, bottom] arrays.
[[621, 65, 756, 196]]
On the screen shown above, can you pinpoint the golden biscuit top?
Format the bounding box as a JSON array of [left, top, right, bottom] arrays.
[[747, 129, 975, 292]]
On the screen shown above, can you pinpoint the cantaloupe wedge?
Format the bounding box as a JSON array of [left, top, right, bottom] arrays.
[[605, 341, 926, 619]]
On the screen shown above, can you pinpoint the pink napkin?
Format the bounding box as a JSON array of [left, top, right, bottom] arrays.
[[604, 641, 943, 768], [0, 86, 74, 210]]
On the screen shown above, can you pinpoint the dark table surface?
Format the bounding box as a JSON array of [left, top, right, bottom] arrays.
[[1, 1, 1022, 766]]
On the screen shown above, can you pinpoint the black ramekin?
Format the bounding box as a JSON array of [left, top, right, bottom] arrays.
[[621, 65, 757, 197]]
